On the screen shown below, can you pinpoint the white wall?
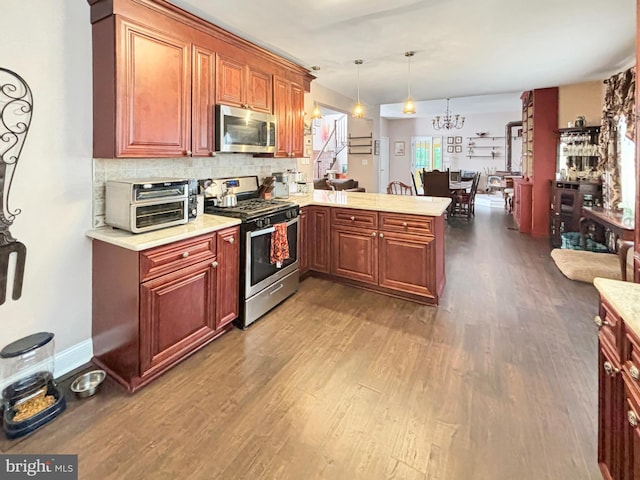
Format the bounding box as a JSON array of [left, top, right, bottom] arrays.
[[2, 1, 94, 373], [386, 111, 521, 190]]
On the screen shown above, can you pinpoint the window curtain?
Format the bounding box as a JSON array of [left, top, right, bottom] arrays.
[[599, 67, 635, 210]]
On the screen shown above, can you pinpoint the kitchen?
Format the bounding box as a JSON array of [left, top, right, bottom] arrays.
[[0, 0, 637, 478]]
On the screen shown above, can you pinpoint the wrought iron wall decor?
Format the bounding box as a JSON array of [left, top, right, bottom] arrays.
[[0, 68, 33, 305]]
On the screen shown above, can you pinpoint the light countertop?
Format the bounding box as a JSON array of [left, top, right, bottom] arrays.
[[594, 277, 640, 336], [87, 191, 450, 251], [86, 215, 241, 251], [288, 190, 451, 216]]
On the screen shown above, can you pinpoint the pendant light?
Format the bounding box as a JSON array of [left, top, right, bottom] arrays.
[[402, 51, 416, 115], [310, 66, 322, 120], [352, 59, 364, 118]]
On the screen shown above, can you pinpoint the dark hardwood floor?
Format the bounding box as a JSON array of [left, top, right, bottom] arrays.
[[5, 206, 601, 479]]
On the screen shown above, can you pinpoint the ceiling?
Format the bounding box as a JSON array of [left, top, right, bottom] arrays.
[[169, 0, 636, 113]]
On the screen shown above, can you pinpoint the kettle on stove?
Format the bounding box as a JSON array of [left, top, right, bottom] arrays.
[[220, 179, 239, 207]]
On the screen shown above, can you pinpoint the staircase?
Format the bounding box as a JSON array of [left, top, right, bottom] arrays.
[[314, 116, 348, 178]]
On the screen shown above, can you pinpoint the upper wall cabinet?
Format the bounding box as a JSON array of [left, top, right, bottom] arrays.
[[273, 76, 304, 158], [216, 54, 272, 113], [88, 0, 312, 159], [92, 16, 216, 157]]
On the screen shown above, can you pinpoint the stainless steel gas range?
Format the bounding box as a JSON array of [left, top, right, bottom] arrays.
[[204, 176, 299, 328]]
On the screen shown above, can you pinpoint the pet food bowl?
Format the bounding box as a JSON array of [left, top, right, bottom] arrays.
[[70, 370, 106, 399]]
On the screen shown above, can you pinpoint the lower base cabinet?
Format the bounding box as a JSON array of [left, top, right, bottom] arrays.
[[308, 207, 444, 305], [596, 295, 640, 480], [92, 226, 239, 392]]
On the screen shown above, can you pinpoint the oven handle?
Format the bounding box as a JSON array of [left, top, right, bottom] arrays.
[[249, 217, 298, 238]]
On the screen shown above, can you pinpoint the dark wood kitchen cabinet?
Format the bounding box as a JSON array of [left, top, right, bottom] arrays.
[[298, 207, 309, 275], [319, 209, 443, 303], [330, 208, 378, 284], [88, 0, 313, 159], [216, 54, 272, 113], [378, 212, 439, 299], [215, 227, 239, 329], [92, 227, 239, 392], [594, 282, 640, 480], [273, 76, 304, 158], [91, 15, 216, 158], [308, 206, 331, 274]]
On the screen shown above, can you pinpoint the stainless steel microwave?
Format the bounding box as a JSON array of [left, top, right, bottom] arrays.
[[215, 105, 276, 153]]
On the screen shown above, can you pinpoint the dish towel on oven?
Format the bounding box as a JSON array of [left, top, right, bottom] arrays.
[[270, 222, 289, 268]]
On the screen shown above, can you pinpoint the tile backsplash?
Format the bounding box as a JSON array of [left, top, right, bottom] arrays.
[[92, 155, 297, 228]]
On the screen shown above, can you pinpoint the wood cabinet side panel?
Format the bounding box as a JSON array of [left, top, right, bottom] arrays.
[[191, 44, 216, 156], [273, 77, 290, 158], [289, 82, 305, 156], [299, 207, 309, 274], [92, 241, 141, 383], [309, 206, 331, 273], [92, 18, 117, 158], [216, 227, 240, 329]]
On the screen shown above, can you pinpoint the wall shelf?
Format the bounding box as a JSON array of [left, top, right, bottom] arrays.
[[347, 132, 372, 154]]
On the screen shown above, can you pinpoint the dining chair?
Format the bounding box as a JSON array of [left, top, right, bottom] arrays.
[[449, 170, 461, 182], [421, 169, 451, 198], [387, 181, 413, 195], [452, 172, 481, 219]]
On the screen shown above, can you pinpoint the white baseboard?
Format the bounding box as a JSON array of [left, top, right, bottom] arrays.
[[54, 339, 93, 378]]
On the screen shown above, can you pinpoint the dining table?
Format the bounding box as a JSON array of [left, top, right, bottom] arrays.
[[416, 180, 473, 196]]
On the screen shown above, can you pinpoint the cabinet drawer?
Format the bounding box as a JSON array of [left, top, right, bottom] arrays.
[[331, 208, 377, 229], [624, 327, 640, 395], [140, 233, 216, 282], [379, 213, 433, 235], [597, 299, 622, 355]]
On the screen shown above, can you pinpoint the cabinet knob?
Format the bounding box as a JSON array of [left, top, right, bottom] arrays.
[[183, 150, 192, 156], [603, 361, 619, 377], [211, 261, 218, 268], [227, 237, 235, 244], [628, 410, 638, 428], [402, 222, 408, 227], [594, 316, 609, 328], [631, 365, 640, 381], [350, 216, 355, 221], [182, 252, 189, 258], [371, 232, 377, 237], [379, 233, 384, 238]]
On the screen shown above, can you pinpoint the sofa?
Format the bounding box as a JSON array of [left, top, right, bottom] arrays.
[[313, 178, 366, 192]]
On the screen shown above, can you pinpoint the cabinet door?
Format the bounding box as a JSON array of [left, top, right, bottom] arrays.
[[216, 227, 240, 329], [599, 337, 623, 480], [273, 76, 291, 158], [299, 207, 309, 274], [247, 67, 272, 113], [116, 18, 191, 157], [216, 54, 245, 107], [623, 376, 640, 480], [308, 206, 331, 273], [378, 231, 435, 298], [331, 226, 378, 285], [191, 44, 215, 157], [289, 81, 305, 157], [140, 258, 216, 378]]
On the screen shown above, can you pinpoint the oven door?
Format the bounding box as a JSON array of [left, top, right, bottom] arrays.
[[245, 217, 298, 298]]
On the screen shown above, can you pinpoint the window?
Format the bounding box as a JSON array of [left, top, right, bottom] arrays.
[[412, 136, 443, 189]]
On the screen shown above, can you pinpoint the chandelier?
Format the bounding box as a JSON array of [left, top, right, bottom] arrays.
[[432, 98, 465, 130]]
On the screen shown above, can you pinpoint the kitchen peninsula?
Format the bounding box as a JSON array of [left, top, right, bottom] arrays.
[[294, 190, 451, 306]]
